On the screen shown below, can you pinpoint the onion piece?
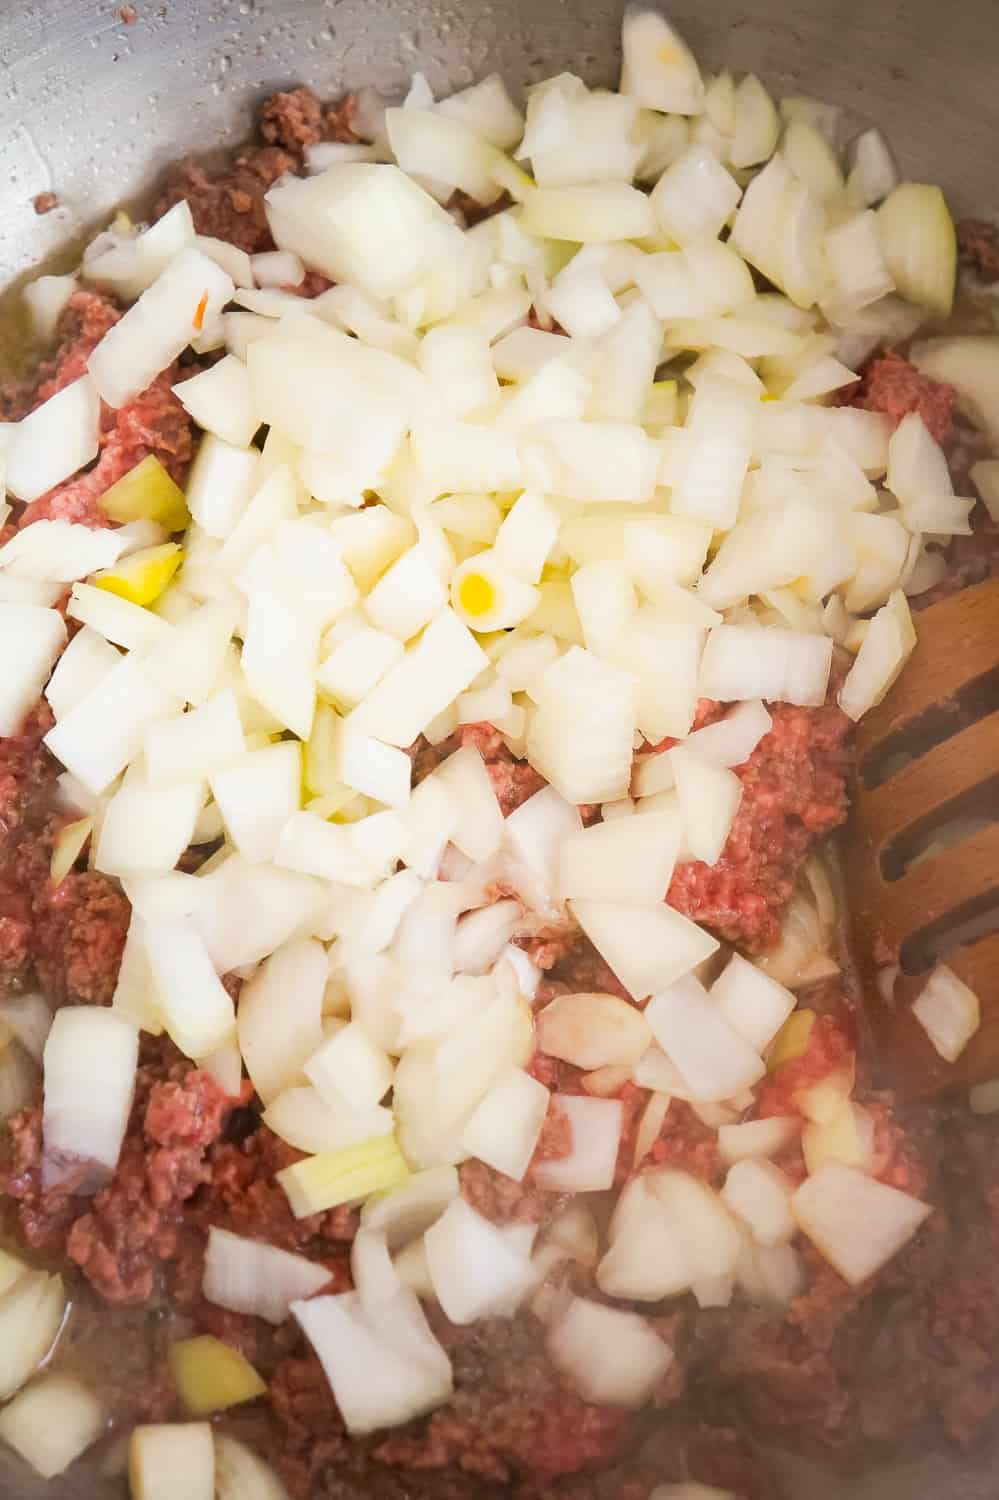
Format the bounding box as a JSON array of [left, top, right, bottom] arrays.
[[669, 745, 742, 866], [141, 918, 236, 1061], [210, 742, 301, 864], [266, 163, 465, 300], [305, 1021, 393, 1112], [547, 1295, 674, 1407], [710, 954, 796, 1054], [731, 74, 779, 169], [597, 1172, 692, 1301], [911, 963, 980, 1064], [0, 518, 125, 582], [557, 813, 681, 907], [360, 1166, 460, 1250], [387, 107, 506, 204], [89, 248, 234, 409], [527, 646, 635, 805], [0, 1269, 67, 1401], [293, 1289, 452, 1435], [214, 1436, 290, 1500], [42, 1006, 138, 1191], [687, 699, 772, 768], [264, 1086, 393, 1157], [570, 900, 719, 1003], [537, 992, 652, 1070], [802, 1100, 875, 1176], [0, 604, 67, 737], [143, 691, 245, 787], [878, 182, 956, 317], [174, 355, 259, 449], [837, 589, 915, 721], [849, 127, 899, 206], [203, 1228, 332, 1325], [791, 1162, 931, 1285], [49, 810, 92, 886], [348, 608, 488, 749], [94, 774, 204, 878], [521, 182, 656, 242], [619, 8, 704, 114], [238, 939, 326, 1105], [721, 1159, 795, 1247], [717, 1116, 798, 1164], [532, 1094, 623, 1192], [169, 1336, 266, 1417], [0, 1373, 104, 1480], [425, 1197, 536, 1322], [129, 1424, 214, 1500], [699, 624, 832, 708], [437, 74, 524, 151], [645, 976, 765, 1102], [45, 625, 120, 722], [278, 1134, 410, 1219], [6, 376, 100, 504]]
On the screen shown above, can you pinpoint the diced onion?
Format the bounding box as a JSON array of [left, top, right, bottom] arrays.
[[619, 8, 705, 115], [238, 939, 326, 1104], [791, 1163, 931, 1285], [570, 899, 719, 1003], [0, 1374, 104, 1480], [532, 1094, 623, 1192], [293, 1288, 452, 1434], [42, 1006, 138, 1191], [645, 976, 765, 1101], [721, 1159, 795, 1247], [214, 1436, 290, 1500], [536, 992, 652, 1070], [911, 962, 980, 1064], [425, 1197, 536, 1322], [878, 182, 956, 318], [129, 1424, 214, 1500], [0, 1270, 67, 1401]]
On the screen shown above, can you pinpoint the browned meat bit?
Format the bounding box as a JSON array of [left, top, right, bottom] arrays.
[[324, 90, 364, 144], [259, 87, 325, 152], [957, 216, 999, 282], [118, 3, 137, 20], [153, 145, 296, 254], [376, 1313, 633, 1484], [32, 191, 59, 215]]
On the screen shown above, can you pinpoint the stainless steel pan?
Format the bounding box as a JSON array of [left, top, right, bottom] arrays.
[[1, 0, 997, 1494]]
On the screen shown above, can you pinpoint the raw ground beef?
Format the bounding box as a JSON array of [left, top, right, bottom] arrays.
[[153, 85, 362, 253], [957, 216, 999, 282], [413, 720, 547, 818], [844, 348, 957, 445], [667, 698, 852, 952], [1, 1041, 239, 1301], [0, 288, 195, 529]]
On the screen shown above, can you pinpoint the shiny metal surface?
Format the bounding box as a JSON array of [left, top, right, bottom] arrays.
[[0, 0, 997, 1494]]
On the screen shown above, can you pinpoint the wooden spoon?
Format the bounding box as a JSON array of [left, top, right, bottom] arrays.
[[846, 576, 999, 1098]]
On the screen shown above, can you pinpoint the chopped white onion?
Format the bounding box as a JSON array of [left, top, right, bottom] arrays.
[[532, 1093, 622, 1192], [293, 1289, 453, 1434], [425, 1197, 536, 1323], [6, 376, 101, 503], [792, 1162, 931, 1285], [537, 992, 652, 1070], [42, 1006, 138, 1191], [570, 899, 719, 1002], [645, 975, 765, 1102], [710, 954, 796, 1053], [203, 1227, 332, 1325], [911, 962, 980, 1064]]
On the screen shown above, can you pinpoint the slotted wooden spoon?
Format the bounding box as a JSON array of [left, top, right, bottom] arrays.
[[847, 576, 999, 1098]]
